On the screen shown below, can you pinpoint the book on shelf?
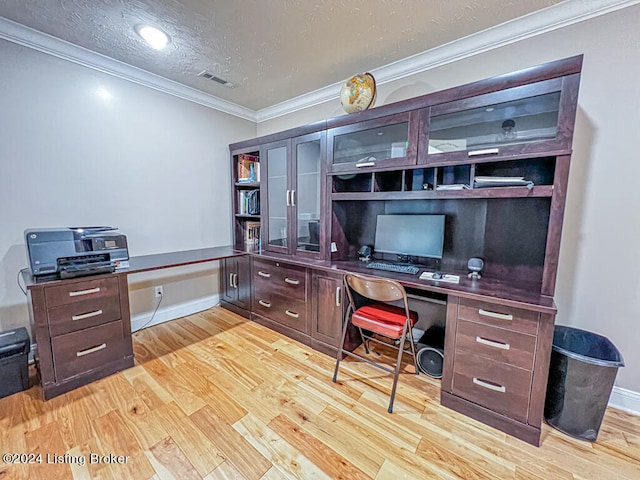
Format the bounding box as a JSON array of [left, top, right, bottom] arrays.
[[435, 184, 471, 191], [237, 154, 260, 183], [244, 221, 261, 250], [473, 176, 534, 189], [238, 189, 260, 215]]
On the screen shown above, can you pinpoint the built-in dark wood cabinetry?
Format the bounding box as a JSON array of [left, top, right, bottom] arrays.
[[226, 55, 583, 446], [220, 255, 251, 318]]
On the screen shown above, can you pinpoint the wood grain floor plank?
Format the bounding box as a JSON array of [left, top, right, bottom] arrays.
[[190, 405, 271, 480], [267, 414, 371, 480], [146, 436, 201, 480], [233, 413, 332, 480], [24, 421, 72, 480], [150, 402, 225, 477], [204, 461, 249, 480]]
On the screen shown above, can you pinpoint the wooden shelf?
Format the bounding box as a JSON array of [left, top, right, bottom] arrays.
[[235, 182, 260, 188], [235, 214, 261, 219], [332, 185, 553, 201]]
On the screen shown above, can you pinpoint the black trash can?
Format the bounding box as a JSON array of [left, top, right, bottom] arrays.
[[544, 325, 624, 441], [0, 327, 31, 399]]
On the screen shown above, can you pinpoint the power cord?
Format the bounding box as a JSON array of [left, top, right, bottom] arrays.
[[134, 291, 163, 333], [17, 268, 29, 295]]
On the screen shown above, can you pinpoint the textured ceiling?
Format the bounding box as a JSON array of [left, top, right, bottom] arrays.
[[0, 0, 565, 111]]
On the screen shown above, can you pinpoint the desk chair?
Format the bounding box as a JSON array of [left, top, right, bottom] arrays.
[[332, 273, 419, 413]]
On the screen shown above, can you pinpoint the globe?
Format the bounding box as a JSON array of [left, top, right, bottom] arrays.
[[340, 73, 376, 114]]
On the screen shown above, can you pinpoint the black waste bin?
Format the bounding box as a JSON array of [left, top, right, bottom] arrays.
[[0, 327, 31, 399], [544, 325, 624, 441]]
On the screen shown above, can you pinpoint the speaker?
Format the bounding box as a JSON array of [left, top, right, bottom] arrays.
[[415, 325, 446, 378], [416, 347, 444, 378], [467, 257, 484, 279], [358, 245, 372, 260]]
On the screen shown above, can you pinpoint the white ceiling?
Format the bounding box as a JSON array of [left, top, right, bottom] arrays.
[[0, 0, 569, 112]]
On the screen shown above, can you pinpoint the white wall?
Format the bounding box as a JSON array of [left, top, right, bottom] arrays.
[[0, 39, 256, 334], [258, 6, 640, 395]]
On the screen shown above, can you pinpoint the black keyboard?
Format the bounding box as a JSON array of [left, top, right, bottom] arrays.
[[366, 262, 420, 275]]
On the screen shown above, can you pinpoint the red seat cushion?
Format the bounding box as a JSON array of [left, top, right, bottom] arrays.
[[351, 303, 418, 339]]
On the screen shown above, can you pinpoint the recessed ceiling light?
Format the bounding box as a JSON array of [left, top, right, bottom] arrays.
[[135, 25, 170, 50]]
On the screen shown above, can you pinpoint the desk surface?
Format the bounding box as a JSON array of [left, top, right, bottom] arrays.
[[24, 245, 246, 288], [24, 245, 555, 313]]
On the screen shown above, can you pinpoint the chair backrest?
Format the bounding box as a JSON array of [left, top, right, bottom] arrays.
[[344, 273, 410, 317]]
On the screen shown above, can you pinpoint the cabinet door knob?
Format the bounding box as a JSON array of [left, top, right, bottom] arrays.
[[475, 336, 510, 350], [291, 190, 296, 207], [478, 309, 513, 321], [71, 309, 103, 321], [473, 377, 506, 393], [286, 190, 291, 206]]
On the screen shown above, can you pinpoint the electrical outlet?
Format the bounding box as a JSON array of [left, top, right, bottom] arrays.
[[154, 286, 163, 298]]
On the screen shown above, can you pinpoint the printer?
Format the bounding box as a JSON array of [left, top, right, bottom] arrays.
[[25, 226, 129, 279]]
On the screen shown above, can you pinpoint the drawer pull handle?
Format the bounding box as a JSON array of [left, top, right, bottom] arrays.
[[473, 377, 506, 393], [0, 331, 16, 338], [356, 161, 375, 168], [478, 309, 513, 321], [258, 300, 272, 308], [258, 271, 271, 278], [284, 277, 300, 285], [335, 287, 341, 307], [285, 310, 299, 318], [69, 287, 101, 297], [76, 343, 107, 357], [72, 309, 103, 321], [476, 336, 510, 350], [468, 148, 499, 157]]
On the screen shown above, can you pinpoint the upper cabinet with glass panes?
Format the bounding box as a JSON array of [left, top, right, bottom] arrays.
[[419, 75, 580, 165], [327, 112, 419, 173]]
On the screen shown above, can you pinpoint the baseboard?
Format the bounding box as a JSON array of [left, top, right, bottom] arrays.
[[609, 386, 640, 415], [131, 294, 220, 332]]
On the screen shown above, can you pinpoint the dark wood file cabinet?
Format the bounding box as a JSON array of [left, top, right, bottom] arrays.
[[26, 273, 134, 400]]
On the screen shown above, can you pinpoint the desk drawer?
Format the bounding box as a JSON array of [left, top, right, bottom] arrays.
[[51, 320, 127, 382], [452, 349, 532, 423], [253, 259, 307, 301], [458, 298, 539, 335], [47, 295, 121, 337], [455, 319, 536, 370], [45, 277, 120, 308], [253, 292, 308, 333]]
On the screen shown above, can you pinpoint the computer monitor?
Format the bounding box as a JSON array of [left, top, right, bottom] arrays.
[[373, 214, 445, 260]]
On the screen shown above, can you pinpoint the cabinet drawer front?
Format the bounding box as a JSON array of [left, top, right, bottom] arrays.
[[252, 293, 308, 333], [452, 350, 532, 423], [455, 320, 536, 370], [51, 320, 127, 382], [253, 259, 307, 301], [458, 298, 539, 335], [45, 277, 120, 308], [48, 296, 122, 336]]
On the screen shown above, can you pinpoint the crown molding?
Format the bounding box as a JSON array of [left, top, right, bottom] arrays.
[[2, 0, 639, 125], [0, 16, 257, 122], [256, 0, 640, 123]]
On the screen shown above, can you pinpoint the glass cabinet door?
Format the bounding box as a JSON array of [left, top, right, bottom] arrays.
[[264, 143, 289, 253], [424, 77, 574, 164], [328, 112, 418, 173], [293, 133, 323, 256]]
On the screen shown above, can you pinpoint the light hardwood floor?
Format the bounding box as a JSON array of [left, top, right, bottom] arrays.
[[1, 307, 639, 479]]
